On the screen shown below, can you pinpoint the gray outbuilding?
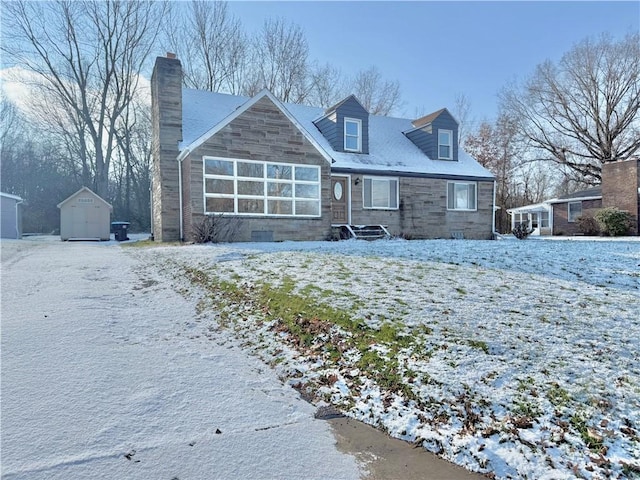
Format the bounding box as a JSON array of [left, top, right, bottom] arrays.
[[1, 192, 24, 239], [57, 187, 112, 241]]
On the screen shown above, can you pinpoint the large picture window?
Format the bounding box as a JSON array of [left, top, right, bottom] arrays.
[[203, 157, 321, 217], [447, 181, 477, 210], [363, 176, 398, 209]]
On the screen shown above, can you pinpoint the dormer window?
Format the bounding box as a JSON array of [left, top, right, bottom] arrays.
[[438, 129, 453, 159], [344, 118, 362, 152]]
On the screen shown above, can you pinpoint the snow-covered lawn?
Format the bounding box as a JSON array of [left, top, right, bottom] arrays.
[[131, 237, 640, 480]]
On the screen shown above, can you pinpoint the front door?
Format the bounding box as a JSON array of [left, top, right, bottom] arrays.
[[331, 176, 349, 224], [530, 213, 540, 236]]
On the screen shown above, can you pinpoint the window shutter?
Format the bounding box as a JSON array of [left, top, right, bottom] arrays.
[[447, 183, 455, 209], [364, 178, 372, 208], [390, 180, 398, 208], [469, 183, 477, 210]]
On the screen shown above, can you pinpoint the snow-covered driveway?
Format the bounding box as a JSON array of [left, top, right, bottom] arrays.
[[0, 238, 361, 480]]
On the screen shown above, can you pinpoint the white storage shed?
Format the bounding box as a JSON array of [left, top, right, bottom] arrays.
[[57, 187, 112, 241], [1, 192, 24, 239]]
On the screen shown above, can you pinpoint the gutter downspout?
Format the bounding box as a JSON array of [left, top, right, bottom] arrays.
[[492, 180, 498, 239], [177, 148, 190, 242], [15, 198, 24, 239]]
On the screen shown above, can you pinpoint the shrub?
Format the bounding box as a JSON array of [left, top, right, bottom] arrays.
[[512, 222, 532, 240], [192, 214, 243, 243], [576, 214, 600, 235], [594, 207, 632, 236]]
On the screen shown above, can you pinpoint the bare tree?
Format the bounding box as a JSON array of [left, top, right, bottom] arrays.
[[163, 1, 248, 93], [453, 93, 473, 147], [0, 97, 18, 148], [351, 66, 401, 115], [2, 0, 163, 199], [247, 18, 310, 103], [111, 87, 153, 230], [308, 62, 348, 108], [465, 113, 530, 232], [501, 32, 640, 185]]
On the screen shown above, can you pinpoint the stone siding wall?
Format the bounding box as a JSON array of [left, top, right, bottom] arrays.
[[349, 176, 494, 239], [186, 96, 332, 242]]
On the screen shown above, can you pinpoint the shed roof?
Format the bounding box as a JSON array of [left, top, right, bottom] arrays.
[[0, 192, 23, 202], [57, 187, 113, 210], [180, 89, 494, 180]]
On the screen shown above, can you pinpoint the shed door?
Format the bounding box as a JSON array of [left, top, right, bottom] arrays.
[[70, 201, 102, 238], [331, 176, 349, 224], [70, 204, 90, 238]]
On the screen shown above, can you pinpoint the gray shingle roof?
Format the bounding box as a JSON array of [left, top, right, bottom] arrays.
[[181, 89, 494, 180]]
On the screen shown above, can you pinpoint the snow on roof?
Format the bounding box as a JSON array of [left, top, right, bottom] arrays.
[[0, 192, 23, 202], [181, 90, 495, 180], [56, 186, 113, 210], [507, 202, 552, 214], [550, 187, 602, 202]]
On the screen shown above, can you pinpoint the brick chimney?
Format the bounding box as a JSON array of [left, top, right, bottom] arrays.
[[601, 158, 640, 235], [151, 54, 183, 242]]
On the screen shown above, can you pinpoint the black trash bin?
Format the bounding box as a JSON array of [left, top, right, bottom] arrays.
[[111, 222, 130, 241]]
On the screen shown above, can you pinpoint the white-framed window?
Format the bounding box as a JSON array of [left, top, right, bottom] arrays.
[[203, 157, 321, 217], [447, 181, 477, 210], [540, 211, 550, 228], [344, 118, 362, 152], [438, 129, 453, 160], [363, 176, 398, 209], [568, 201, 582, 222]]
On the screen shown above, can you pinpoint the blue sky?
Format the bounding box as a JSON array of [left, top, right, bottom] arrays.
[[228, 1, 639, 121]]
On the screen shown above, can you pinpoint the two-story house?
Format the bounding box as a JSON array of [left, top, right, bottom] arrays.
[[151, 54, 496, 242]]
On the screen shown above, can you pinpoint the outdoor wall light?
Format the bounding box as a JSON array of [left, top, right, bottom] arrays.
[[354, 177, 361, 185]]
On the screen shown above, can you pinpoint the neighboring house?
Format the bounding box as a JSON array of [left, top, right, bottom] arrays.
[[507, 201, 552, 236], [1, 192, 24, 239], [57, 187, 113, 241], [508, 158, 640, 236], [151, 54, 496, 243], [547, 187, 603, 236]]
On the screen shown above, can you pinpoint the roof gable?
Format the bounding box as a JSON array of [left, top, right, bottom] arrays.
[[57, 187, 113, 210], [323, 94, 367, 116], [404, 108, 460, 161], [410, 108, 459, 130], [412, 108, 446, 129], [181, 89, 332, 163], [314, 94, 370, 154]]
